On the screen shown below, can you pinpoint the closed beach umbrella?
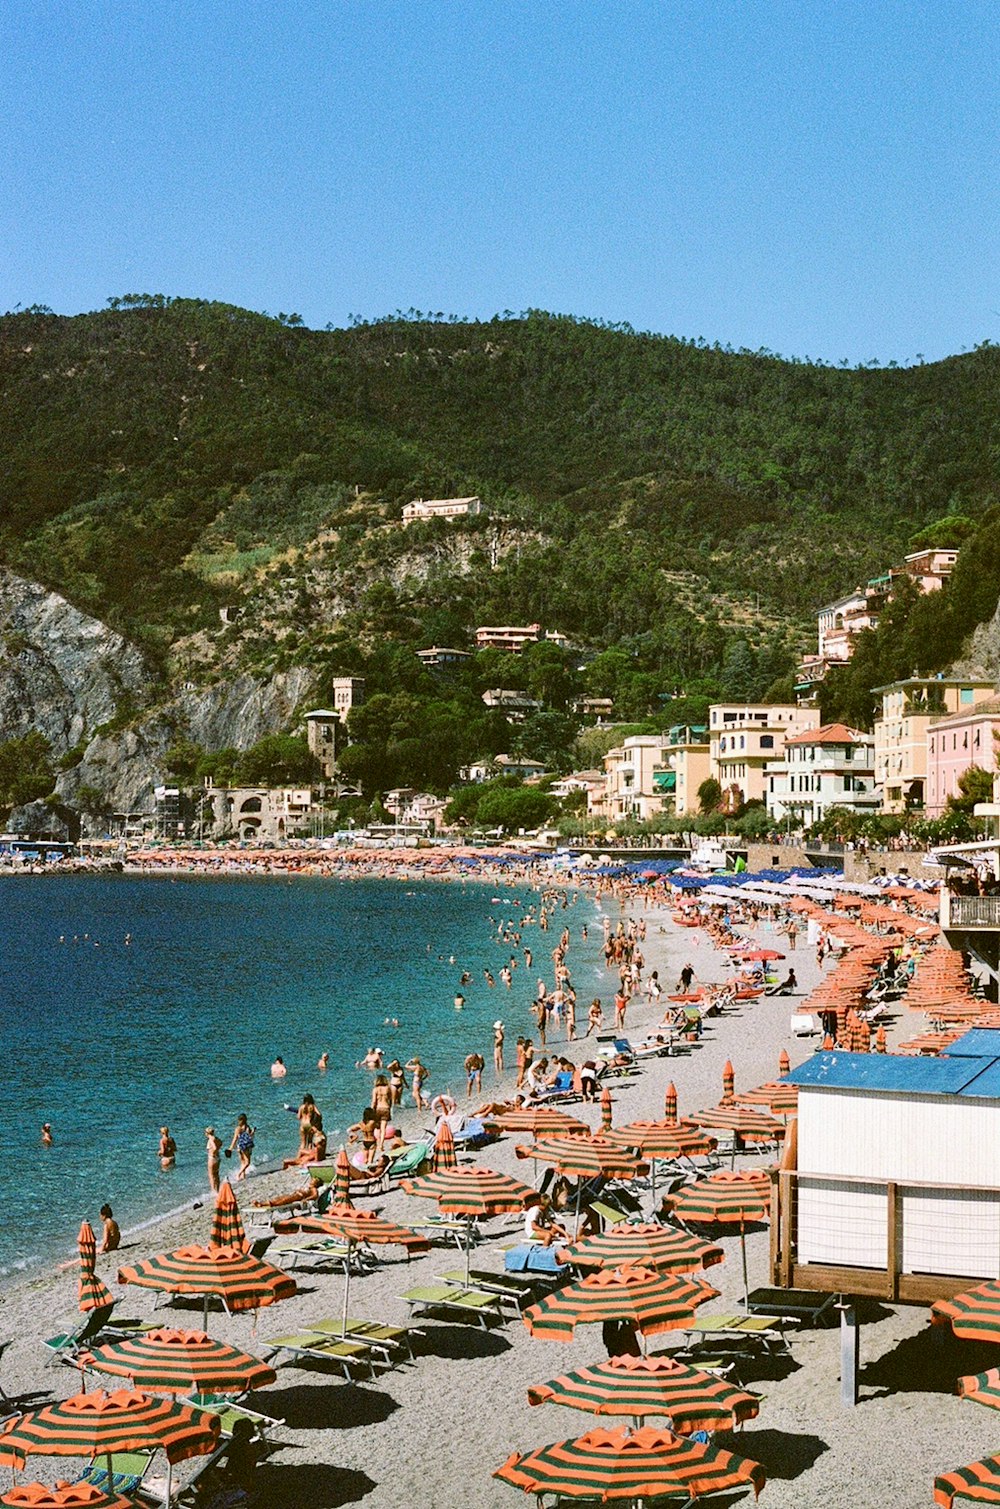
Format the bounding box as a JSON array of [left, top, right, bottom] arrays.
[[208, 1183, 248, 1252], [491, 1107, 589, 1137], [80, 1328, 276, 1396], [78, 1224, 97, 1269], [1, 1483, 137, 1509], [935, 1455, 1000, 1508], [403, 1166, 536, 1283], [778, 1048, 790, 1076], [77, 1221, 113, 1321], [600, 1089, 613, 1132], [274, 1205, 430, 1335], [665, 1171, 770, 1307], [875, 1024, 888, 1053], [432, 1119, 457, 1173], [118, 1245, 296, 1329], [664, 1083, 677, 1124], [558, 1225, 723, 1276], [494, 1423, 766, 1502], [522, 1265, 718, 1344], [722, 1060, 735, 1101], [932, 1281, 1000, 1342], [334, 1148, 352, 1205], [0, 1389, 219, 1509], [527, 1353, 760, 1433]]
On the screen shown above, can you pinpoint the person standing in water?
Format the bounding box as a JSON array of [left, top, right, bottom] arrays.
[[41, 1123, 53, 1147], [158, 1127, 176, 1169]]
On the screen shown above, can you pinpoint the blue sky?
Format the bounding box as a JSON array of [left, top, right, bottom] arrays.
[[2, 1, 997, 364]]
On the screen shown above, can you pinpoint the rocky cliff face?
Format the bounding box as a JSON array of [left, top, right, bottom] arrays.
[[951, 599, 1000, 684], [0, 568, 316, 823], [0, 568, 150, 750]]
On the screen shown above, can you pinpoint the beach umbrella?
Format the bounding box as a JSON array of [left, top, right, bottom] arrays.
[[78, 1224, 97, 1268], [522, 1265, 718, 1344], [600, 1089, 613, 1132], [603, 1121, 715, 1205], [935, 1454, 1000, 1508], [722, 1060, 735, 1101], [957, 1368, 1000, 1412], [875, 1025, 887, 1053], [402, 1166, 536, 1283], [734, 1080, 799, 1116], [494, 1423, 765, 1502], [77, 1222, 113, 1320], [80, 1328, 276, 1396], [118, 1245, 296, 1329], [665, 1171, 771, 1307], [932, 1281, 1000, 1342], [208, 1182, 247, 1252], [685, 1101, 782, 1164], [0, 1389, 219, 1509], [778, 1048, 790, 1076], [432, 1119, 457, 1173], [491, 1107, 589, 1137], [663, 1083, 677, 1124], [334, 1148, 352, 1204], [274, 1205, 430, 1334], [0, 1484, 137, 1509], [558, 1225, 723, 1276], [517, 1136, 646, 1237], [527, 1353, 759, 1433]]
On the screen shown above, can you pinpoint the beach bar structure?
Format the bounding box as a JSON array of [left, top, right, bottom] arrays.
[[773, 1042, 1000, 1401]]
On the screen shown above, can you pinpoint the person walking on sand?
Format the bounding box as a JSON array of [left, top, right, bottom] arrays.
[[465, 1050, 484, 1098], [371, 1073, 393, 1149], [614, 985, 629, 1031], [585, 998, 603, 1037], [205, 1127, 222, 1193], [388, 1059, 406, 1108], [99, 1204, 120, 1253], [158, 1127, 176, 1170], [493, 1020, 505, 1075], [227, 1114, 255, 1181], [565, 989, 577, 1040], [406, 1056, 428, 1112]]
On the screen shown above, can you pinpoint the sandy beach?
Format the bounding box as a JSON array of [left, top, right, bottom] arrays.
[[0, 884, 991, 1508]]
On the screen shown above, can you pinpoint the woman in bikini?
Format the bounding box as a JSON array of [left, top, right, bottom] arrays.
[[228, 1114, 255, 1181], [371, 1074, 393, 1150]]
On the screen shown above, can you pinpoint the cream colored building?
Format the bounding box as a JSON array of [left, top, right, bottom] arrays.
[[598, 736, 670, 823], [402, 495, 484, 524], [709, 703, 821, 810], [662, 727, 711, 817], [874, 677, 995, 813]]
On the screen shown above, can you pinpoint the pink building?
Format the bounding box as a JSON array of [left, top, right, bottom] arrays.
[[927, 697, 1000, 815]]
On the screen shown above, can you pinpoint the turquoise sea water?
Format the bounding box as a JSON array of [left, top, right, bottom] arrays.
[[0, 872, 563, 1280]]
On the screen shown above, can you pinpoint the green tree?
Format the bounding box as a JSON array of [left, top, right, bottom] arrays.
[[164, 738, 204, 782], [476, 784, 553, 832], [697, 777, 722, 814], [947, 764, 994, 814], [235, 734, 318, 786], [0, 732, 55, 813]]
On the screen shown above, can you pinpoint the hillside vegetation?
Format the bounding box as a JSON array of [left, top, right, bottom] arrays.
[[2, 298, 1000, 772]]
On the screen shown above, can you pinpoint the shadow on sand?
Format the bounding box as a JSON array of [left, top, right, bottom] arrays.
[[253, 1462, 376, 1507], [413, 1324, 512, 1360], [859, 1319, 996, 1399], [716, 1426, 828, 1481], [257, 1381, 399, 1430]]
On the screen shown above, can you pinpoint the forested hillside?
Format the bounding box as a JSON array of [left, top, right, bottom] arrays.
[[2, 297, 999, 740]]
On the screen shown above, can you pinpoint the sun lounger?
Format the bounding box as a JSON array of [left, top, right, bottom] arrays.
[[305, 1316, 421, 1361], [268, 1234, 355, 1271], [401, 1282, 507, 1328], [410, 1215, 478, 1248], [44, 1314, 154, 1365], [452, 1117, 494, 1148], [503, 1244, 570, 1280], [678, 1313, 788, 1354], [185, 1391, 285, 1438], [790, 1011, 820, 1038], [388, 1142, 431, 1181], [435, 1270, 525, 1313], [264, 1330, 387, 1379], [82, 1452, 156, 1496]]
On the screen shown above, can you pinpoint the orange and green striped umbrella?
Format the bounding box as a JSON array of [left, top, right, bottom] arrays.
[[957, 1368, 1000, 1412], [517, 1136, 644, 1181], [935, 1454, 1000, 1507], [527, 1353, 760, 1433], [275, 1203, 430, 1334], [666, 1171, 771, 1308], [118, 1244, 296, 1325], [558, 1225, 723, 1275], [0, 1390, 220, 1509], [208, 1182, 248, 1251], [722, 1060, 735, 1100], [78, 1223, 97, 1269], [490, 1107, 589, 1137], [933, 1282, 1000, 1342], [494, 1423, 765, 1501], [664, 1083, 677, 1123], [734, 1080, 798, 1115], [80, 1328, 276, 1395], [522, 1265, 718, 1343], [432, 1119, 457, 1172], [685, 1102, 782, 1142], [604, 1122, 714, 1162], [600, 1088, 613, 1131], [78, 1269, 115, 1317], [403, 1166, 536, 1284], [778, 1048, 790, 1076], [1, 1483, 137, 1508], [334, 1147, 352, 1204]]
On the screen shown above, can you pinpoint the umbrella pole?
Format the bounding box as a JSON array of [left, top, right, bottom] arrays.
[[203, 1293, 209, 1331], [575, 1180, 582, 1240], [165, 1455, 173, 1507], [740, 1218, 749, 1310], [341, 1239, 353, 1338], [465, 1217, 473, 1286]]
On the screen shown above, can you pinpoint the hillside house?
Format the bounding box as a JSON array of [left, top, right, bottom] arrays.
[[766, 723, 878, 826], [709, 703, 820, 809], [402, 495, 484, 524]]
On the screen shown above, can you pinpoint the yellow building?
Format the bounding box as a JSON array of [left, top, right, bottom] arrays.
[[709, 703, 820, 809], [662, 726, 711, 817], [873, 677, 995, 812]]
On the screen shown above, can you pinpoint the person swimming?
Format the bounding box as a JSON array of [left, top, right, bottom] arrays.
[[271, 1056, 287, 1079], [41, 1123, 53, 1147]]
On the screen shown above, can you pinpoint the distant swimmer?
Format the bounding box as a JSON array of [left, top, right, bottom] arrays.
[[41, 1123, 53, 1147], [317, 1051, 330, 1071], [271, 1057, 288, 1079], [454, 993, 465, 1011], [159, 1126, 177, 1170], [460, 971, 472, 986], [484, 970, 496, 987]]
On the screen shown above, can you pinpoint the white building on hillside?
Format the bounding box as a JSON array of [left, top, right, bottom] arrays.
[[766, 723, 878, 827], [402, 496, 484, 524]]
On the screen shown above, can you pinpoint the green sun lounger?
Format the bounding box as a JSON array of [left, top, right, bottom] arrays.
[[306, 1316, 420, 1360], [82, 1452, 155, 1495], [436, 1269, 530, 1311], [268, 1234, 353, 1270], [679, 1313, 788, 1354], [185, 1391, 284, 1438], [265, 1330, 392, 1378], [402, 1283, 506, 1328]]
